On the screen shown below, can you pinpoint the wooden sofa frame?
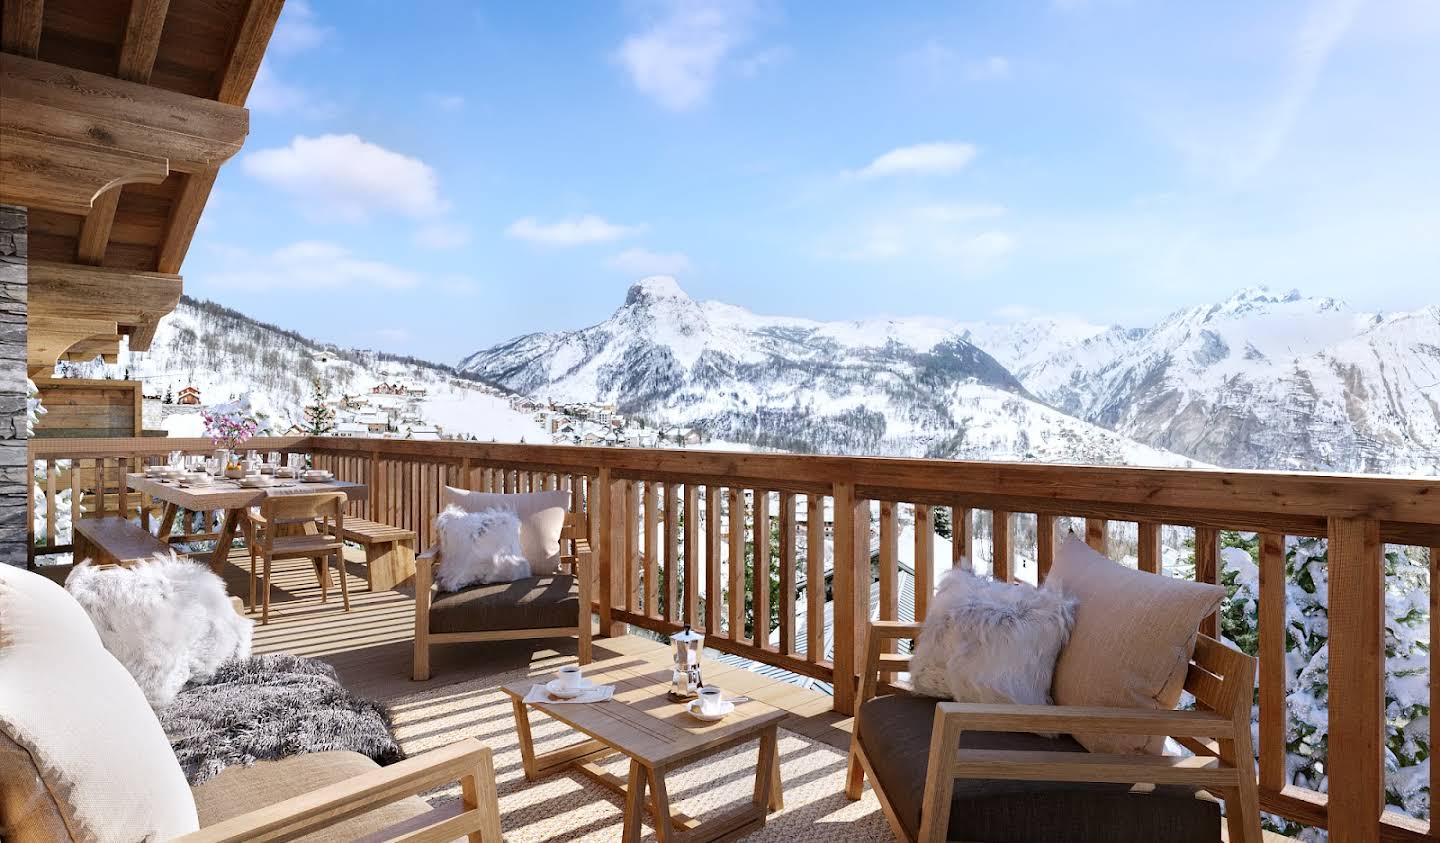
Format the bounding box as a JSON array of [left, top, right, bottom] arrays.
[[845, 620, 1262, 843], [174, 738, 502, 843], [413, 510, 593, 681]]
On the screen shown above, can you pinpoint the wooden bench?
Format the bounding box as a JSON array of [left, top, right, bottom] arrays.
[[73, 516, 171, 566], [326, 518, 416, 592]]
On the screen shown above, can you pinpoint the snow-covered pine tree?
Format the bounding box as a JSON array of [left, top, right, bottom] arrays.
[[302, 377, 335, 435]]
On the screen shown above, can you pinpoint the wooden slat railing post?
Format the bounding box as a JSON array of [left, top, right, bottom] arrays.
[[805, 494, 824, 663], [596, 468, 627, 637], [878, 501, 898, 657], [832, 482, 867, 714], [624, 480, 639, 614], [704, 486, 722, 634], [778, 491, 797, 654], [1258, 532, 1287, 793], [953, 505, 971, 570], [1327, 516, 1383, 842], [643, 481, 658, 618], [1085, 517, 1108, 555], [664, 482, 679, 623], [992, 510, 1013, 582], [727, 487, 745, 640], [1138, 521, 1162, 573], [754, 489, 772, 650], [1195, 526, 1220, 638], [1036, 513, 1055, 583], [683, 484, 699, 626], [914, 504, 933, 620]]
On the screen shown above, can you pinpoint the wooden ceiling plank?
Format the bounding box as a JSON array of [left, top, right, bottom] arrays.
[[117, 0, 171, 83], [76, 187, 121, 264], [1, 52, 249, 169], [127, 316, 161, 352], [28, 259, 182, 323], [216, 0, 284, 105], [156, 167, 216, 273], [1, 0, 44, 58]]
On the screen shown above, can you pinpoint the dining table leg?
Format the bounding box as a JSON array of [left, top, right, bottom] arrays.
[[210, 508, 241, 573], [157, 502, 179, 542]]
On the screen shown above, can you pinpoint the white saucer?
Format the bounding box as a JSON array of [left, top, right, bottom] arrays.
[[545, 678, 596, 699], [686, 700, 735, 722]]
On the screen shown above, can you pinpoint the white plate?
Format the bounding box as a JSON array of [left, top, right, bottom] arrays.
[[686, 699, 735, 722], [545, 678, 596, 699], [238, 478, 271, 488]]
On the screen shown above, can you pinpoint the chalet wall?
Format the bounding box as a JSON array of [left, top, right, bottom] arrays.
[[0, 205, 27, 567]]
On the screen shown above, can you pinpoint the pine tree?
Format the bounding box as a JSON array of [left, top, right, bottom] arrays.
[[302, 377, 335, 434]]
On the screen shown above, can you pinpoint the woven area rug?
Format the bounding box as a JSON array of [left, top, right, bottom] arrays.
[[388, 669, 891, 842]]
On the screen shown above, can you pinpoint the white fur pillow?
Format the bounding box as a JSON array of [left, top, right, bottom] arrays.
[[65, 554, 253, 707], [434, 505, 531, 592], [909, 567, 1076, 705]]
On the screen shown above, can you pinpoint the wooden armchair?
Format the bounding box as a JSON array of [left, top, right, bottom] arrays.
[[845, 621, 1261, 843], [175, 738, 502, 843], [413, 510, 593, 681]]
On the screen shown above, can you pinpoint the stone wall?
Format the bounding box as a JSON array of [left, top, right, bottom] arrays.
[[0, 205, 27, 567]]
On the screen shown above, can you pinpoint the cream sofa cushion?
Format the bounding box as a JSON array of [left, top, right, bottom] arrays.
[[441, 487, 569, 574], [0, 564, 199, 842], [1044, 535, 1226, 755]]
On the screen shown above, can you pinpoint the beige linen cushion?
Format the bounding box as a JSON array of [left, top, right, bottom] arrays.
[[0, 563, 199, 842], [441, 487, 569, 574], [1044, 535, 1226, 755]]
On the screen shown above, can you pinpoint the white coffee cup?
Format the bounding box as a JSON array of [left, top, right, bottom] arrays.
[[557, 665, 583, 689], [697, 686, 724, 716]]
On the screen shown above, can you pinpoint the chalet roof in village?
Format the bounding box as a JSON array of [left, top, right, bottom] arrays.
[[1, 0, 283, 374]]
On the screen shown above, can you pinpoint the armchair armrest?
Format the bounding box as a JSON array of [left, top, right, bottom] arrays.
[[855, 621, 924, 714], [935, 702, 1237, 739], [174, 738, 501, 843]]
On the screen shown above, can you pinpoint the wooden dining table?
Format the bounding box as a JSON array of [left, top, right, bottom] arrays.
[[126, 473, 368, 571]]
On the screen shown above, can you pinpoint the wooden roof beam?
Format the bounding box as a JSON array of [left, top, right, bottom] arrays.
[[28, 260, 182, 325], [62, 335, 123, 364], [217, 0, 286, 105], [0, 0, 43, 58], [0, 52, 248, 213], [117, 0, 171, 84], [30, 316, 118, 376]]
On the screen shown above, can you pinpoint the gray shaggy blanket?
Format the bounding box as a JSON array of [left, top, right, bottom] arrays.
[[159, 653, 405, 785]]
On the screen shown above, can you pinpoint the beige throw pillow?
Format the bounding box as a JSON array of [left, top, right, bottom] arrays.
[[441, 487, 569, 574], [1044, 535, 1226, 755], [0, 563, 200, 842]]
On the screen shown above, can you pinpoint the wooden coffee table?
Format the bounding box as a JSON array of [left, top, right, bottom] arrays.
[[502, 672, 787, 842]]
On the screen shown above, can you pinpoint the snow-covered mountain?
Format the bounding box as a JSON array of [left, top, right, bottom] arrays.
[[1012, 289, 1440, 474], [67, 296, 543, 442], [459, 277, 1200, 466]]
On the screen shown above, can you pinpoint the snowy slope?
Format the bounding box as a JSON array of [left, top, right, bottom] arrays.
[[1013, 289, 1440, 473], [460, 278, 1200, 466], [69, 297, 546, 442]]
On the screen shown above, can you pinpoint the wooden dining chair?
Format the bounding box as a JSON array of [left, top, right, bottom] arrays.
[[243, 492, 349, 624]]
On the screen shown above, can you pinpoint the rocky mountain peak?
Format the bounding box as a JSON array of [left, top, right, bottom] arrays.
[[625, 276, 693, 307]]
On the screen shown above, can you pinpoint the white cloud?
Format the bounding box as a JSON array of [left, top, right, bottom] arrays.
[[609, 247, 694, 275], [828, 204, 1016, 274], [413, 221, 472, 249], [616, 0, 758, 111], [966, 56, 1011, 81], [205, 241, 420, 290], [247, 64, 336, 117], [506, 215, 646, 246], [938, 231, 1018, 264], [243, 134, 446, 222], [428, 93, 466, 111], [737, 45, 790, 77], [848, 142, 978, 180], [903, 42, 1011, 83], [914, 202, 1008, 223], [270, 0, 332, 55]]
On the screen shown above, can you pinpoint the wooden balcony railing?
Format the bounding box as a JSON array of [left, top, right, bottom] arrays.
[[26, 435, 1440, 842]]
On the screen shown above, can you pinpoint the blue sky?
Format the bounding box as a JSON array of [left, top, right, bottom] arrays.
[[185, 0, 1440, 362]]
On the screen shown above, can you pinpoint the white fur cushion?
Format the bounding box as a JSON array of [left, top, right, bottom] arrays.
[[433, 505, 531, 591], [910, 567, 1076, 706], [442, 487, 568, 574], [0, 563, 200, 841], [65, 554, 253, 707]]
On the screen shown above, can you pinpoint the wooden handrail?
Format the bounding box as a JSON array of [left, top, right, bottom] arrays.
[[24, 434, 1440, 842]]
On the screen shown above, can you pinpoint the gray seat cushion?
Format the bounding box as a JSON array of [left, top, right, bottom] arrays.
[[429, 575, 579, 634], [857, 694, 1220, 843]]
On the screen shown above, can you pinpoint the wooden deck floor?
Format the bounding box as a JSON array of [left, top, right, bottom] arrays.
[[215, 547, 856, 754]]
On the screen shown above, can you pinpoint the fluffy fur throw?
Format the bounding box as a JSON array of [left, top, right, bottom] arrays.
[[66, 554, 252, 707], [910, 567, 1076, 705], [433, 504, 530, 591], [160, 654, 404, 785]]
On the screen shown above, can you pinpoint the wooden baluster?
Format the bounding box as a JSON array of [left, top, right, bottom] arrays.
[[369, 450, 381, 522], [727, 487, 745, 640], [831, 483, 868, 714], [1085, 517, 1109, 555], [117, 457, 129, 517], [754, 489, 772, 651], [1036, 513, 1056, 583], [664, 482, 679, 623], [806, 494, 825, 663], [705, 486, 722, 634], [684, 484, 700, 626], [914, 504, 933, 621], [1195, 526, 1220, 638], [778, 491, 797, 655], [624, 480, 639, 614], [878, 501, 899, 672], [1327, 517, 1383, 843], [45, 459, 56, 550], [643, 481, 659, 618], [1258, 532, 1287, 794], [70, 460, 81, 531], [992, 510, 1013, 582], [953, 505, 971, 570], [1138, 521, 1162, 574], [597, 468, 626, 637]]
